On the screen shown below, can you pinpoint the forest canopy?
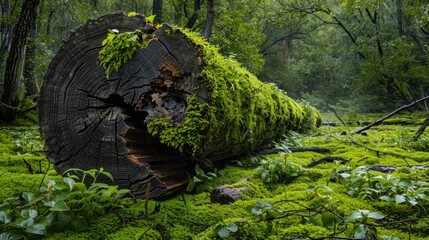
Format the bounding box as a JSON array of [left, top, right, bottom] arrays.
[[1, 0, 429, 122]]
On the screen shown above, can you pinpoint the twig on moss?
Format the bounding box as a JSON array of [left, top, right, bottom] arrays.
[[307, 156, 350, 168], [414, 115, 429, 140], [258, 147, 330, 155], [366, 164, 429, 173]]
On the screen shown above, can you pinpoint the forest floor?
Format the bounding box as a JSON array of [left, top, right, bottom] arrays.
[[0, 112, 428, 239]]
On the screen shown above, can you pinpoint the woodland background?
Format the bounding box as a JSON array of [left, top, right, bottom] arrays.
[[1, 0, 429, 119]]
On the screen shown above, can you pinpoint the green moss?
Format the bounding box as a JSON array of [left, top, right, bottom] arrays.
[[99, 29, 155, 77], [147, 27, 321, 158]]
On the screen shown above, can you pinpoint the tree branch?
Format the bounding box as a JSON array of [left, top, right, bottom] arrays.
[[354, 95, 429, 134]]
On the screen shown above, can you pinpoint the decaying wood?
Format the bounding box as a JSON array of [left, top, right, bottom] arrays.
[[414, 115, 429, 140], [306, 156, 350, 168], [257, 147, 330, 155], [366, 164, 429, 173], [210, 178, 251, 204], [354, 95, 429, 134]]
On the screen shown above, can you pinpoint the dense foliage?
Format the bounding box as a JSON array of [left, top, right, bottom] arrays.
[[1, 0, 428, 120]]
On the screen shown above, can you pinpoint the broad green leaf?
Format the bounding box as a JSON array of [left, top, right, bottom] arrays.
[[218, 227, 230, 238], [368, 212, 385, 220], [321, 211, 335, 228], [21, 209, 38, 219], [380, 196, 391, 202], [0, 232, 24, 240], [0, 211, 11, 224], [194, 164, 204, 176], [63, 177, 75, 190], [50, 200, 70, 212], [353, 224, 368, 238], [186, 179, 196, 192], [346, 211, 363, 222], [127, 12, 137, 17], [26, 223, 47, 235], [226, 223, 238, 232], [395, 195, 406, 204], [100, 171, 114, 182], [22, 192, 35, 203], [16, 217, 34, 228], [251, 207, 263, 216]]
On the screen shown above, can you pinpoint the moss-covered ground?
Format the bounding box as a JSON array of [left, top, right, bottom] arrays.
[[1, 112, 428, 239]]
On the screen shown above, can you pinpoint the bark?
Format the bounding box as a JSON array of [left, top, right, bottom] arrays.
[[354, 95, 429, 134], [307, 156, 350, 168], [396, 0, 404, 36], [38, 13, 320, 199], [0, 0, 40, 122], [152, 0, 163, 23], [414, 116, 429, 140], [24, 27, 37, 97], [202, 0, 214, 39], [0, 0, 12, 79], [184, 0, 202, 29]]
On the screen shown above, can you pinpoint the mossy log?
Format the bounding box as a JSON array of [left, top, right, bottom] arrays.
[[38, 12, 321, 199]]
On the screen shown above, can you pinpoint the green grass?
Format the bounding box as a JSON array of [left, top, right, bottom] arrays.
[[1, 112, 428, 239]]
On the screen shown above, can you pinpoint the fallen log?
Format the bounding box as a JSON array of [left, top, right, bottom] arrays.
[[38, 12, 321, 199]]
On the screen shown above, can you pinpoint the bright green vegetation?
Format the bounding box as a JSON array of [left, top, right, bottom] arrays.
[[146, 27, 321, 157], [99, 29, 155, 78], [1, 113, 428, 239]]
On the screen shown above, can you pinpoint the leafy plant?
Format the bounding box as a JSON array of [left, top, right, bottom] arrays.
[[251, 201, 282, 231], [346, 209, 384, 239], [186, 164, 217, 193], [99, 29, 155, 77], [256, 157, 306, 184], [306, 185, 344, 232], [216, 223, 238, 239], [336, 166, 429, 211], [0, 168, 129, 239]]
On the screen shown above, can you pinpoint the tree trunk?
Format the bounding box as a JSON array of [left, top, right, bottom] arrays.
[[24, 27, 37, 97], [0, 0, 13, 84], [184, 0, 202, 29], [202, 0, 214, 39], [0, 0, 40, 122], [152, 0, 162, 23], [38, 13, 320, 199]]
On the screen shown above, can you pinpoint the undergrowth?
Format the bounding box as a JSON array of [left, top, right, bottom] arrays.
[[0, 112, 428, 239]]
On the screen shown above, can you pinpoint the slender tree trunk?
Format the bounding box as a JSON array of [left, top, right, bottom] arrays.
[[0, 0, 40, 122], [24, 26, 37, 97], [0, 0, 13, 81], [396, 0, 404, 36], [202, 0, 214, 39], [152, 0, 162, 23], [185, 0, 202, 29]]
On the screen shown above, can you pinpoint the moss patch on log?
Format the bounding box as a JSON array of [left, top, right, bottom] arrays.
[[145, 27, 321, 157]]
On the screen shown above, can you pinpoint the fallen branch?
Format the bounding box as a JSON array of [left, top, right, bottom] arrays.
[[328, 105, 347, 127], [414, 115, 429, 140], [307, 156, 350, 168], [258, 147, 330, 155], [366, 164, 429, 173], [350, 139, 428, 162], [354, 95, 429, 134]]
